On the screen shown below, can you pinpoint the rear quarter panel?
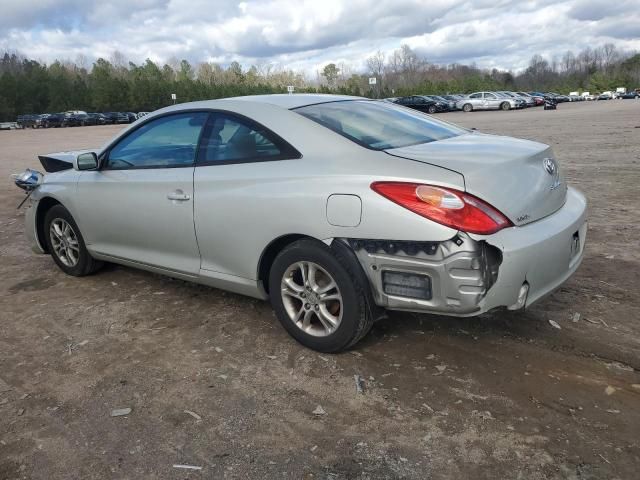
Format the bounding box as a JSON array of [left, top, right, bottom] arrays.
[[192, 105, 464, 280]]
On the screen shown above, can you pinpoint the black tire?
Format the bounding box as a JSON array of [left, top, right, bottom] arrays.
[[268, 239, 373, 352], [500, 101, 510, 111], [462, 103, 473, 112], [427, 105, 437, 114], [44, 205, 103, 276]]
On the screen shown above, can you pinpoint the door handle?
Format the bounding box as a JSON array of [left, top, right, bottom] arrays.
[[167, 190, 191, 201]]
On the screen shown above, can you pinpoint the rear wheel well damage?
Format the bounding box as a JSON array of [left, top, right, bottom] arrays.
[[35, 197, 62, 253]]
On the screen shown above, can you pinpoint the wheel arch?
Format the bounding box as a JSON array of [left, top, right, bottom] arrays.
[[257, 234, 384, 322], [35, 196, 63, 253], [258, 234, 312, 294]]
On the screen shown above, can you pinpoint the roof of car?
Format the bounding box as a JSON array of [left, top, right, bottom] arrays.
[[229, 93, 365, 109], [136, 94, 370, 125], [162, 94, 366, 112]]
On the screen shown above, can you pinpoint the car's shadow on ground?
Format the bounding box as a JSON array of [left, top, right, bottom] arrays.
[[94, 262, 554, 354], [356, 307, 551, 352]]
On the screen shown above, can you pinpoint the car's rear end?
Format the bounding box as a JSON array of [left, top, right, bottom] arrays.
[[294, 99, 587, 316], [360, 136, 586, 315]]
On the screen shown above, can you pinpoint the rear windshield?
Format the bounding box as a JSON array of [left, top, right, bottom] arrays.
[[294, 100, 466, 150]]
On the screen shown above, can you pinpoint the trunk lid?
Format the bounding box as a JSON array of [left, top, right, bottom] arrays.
[[386, 132, 567, 227]]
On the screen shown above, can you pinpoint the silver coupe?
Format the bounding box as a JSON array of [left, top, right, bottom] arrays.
[[16, 94, 587, 352]]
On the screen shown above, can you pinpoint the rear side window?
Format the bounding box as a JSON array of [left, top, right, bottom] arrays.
[[197, 113, 299, 165], [295, 100, 466, 150], [106, 112, 208, 169]]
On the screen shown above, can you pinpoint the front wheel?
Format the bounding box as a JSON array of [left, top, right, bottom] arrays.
[[269, 239, 373, 352], [427, 105, 437, 114], [500, 102, 510, 111], [462, 103, 473, 112], [44, 205, 103, 276]]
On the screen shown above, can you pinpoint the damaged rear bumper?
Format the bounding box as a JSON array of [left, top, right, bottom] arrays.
[[344, 187, 587, 316]]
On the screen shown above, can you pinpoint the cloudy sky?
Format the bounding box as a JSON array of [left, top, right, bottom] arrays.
[[1, 0, 639, 75]]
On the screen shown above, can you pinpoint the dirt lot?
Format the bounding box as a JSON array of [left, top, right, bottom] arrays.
[[1, 100, 639, 480]]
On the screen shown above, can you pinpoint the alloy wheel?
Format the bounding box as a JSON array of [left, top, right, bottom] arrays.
[[49, 218, 80, 267], [280, 261, 343, 337]]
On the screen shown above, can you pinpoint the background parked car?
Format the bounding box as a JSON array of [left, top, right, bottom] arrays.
[[517, 92, 543, 106], [548, 93, 570, 103], [457, 92, 516, 112], [66, 113, 98, 127], [496, 92, 526, 108], [17, 114, 38, 128], [392, 95, 443, 114], [0, 121, 18, 130], [421, 95, 456, 111], [87, 113, 108, 125], [498, 91, 534, 107], [441, 94, 464, 104], [125, 112, 137, 123], [620, 91, 639, 99], [102, 112, 130, 124], [42, 113, 68, 128]]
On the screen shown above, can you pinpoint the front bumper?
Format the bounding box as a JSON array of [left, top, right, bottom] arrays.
[[349, 187, 587, 316]]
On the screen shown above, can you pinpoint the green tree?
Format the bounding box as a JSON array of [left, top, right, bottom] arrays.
[[322, 63, 339, 87]]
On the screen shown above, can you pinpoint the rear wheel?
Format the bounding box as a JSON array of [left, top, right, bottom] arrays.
[[269, 239, 373, 352], [44, 205, 102, 276], [462, 103, 473, 112], [500, 101, 510, 111]]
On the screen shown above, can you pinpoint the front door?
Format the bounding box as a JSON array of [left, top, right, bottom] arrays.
[[75, 112, 209, 275]]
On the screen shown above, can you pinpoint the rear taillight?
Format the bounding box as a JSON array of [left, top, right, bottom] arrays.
[[371, 182, 512, 235]]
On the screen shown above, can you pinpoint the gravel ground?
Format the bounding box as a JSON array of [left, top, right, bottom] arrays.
[[1, 99, 639, 480]]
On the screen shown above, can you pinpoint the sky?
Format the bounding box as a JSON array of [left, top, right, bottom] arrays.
[[1, 0, 639, 75]]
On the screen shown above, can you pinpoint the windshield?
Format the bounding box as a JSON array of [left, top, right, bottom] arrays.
[[294, 100, 466, 150]]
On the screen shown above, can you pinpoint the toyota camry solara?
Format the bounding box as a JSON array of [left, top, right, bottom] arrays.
[[19, 94, 587, 352]]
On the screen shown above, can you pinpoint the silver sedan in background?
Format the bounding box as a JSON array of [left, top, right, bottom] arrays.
[[17, 94, 587, 352], [497, 91, 535, 107], [456, 92, 520, 112]]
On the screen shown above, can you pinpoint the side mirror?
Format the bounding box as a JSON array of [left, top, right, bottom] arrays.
[[76, 152, 98, 171]]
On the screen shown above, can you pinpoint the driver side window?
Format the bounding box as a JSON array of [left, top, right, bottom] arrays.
[[106, 112, 208, 169]]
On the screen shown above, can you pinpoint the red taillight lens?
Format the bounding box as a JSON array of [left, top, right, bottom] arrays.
[[371, 182, 512, 235]]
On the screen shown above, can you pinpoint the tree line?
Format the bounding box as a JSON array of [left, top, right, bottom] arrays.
[[1, 43, 638, 121]]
